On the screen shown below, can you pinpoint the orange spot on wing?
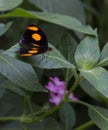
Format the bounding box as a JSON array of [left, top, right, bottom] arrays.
[[20, 53, 32, 56], [32, 47, 39, 50], [27, 26, 38, 31], [32, 43, 39, 47], [28, 50, 38, 54], [32, 33, 41, 41]]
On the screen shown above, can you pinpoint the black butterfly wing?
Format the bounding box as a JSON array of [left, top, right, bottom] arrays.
[[19, 24, 49, 56]]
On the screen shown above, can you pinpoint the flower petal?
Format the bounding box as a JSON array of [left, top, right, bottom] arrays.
[[45, 81, 58, 92], [50, 77, 65, 87], [49, 93, 63, 105], [69, 93, 78, 101]]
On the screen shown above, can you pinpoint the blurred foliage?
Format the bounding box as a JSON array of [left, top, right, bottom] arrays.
[[0, 0, 108, 130], [82, 0, 108, 47]]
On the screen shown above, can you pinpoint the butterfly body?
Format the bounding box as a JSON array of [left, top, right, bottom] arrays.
[[19, 24, 51, 56]]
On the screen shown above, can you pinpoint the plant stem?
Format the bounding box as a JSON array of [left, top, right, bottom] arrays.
[[26, 95, 34, 116], [32, 102, 64, 122], [27, 108, 46, 117], [23, 96, 27, 115], [74, 120, 94, 130], [0, 102, 64, 123], [66, 75, 83, 98], [71, 68, 78, 79], [0, 116, 20, 121], [65, 68, 69, 89]]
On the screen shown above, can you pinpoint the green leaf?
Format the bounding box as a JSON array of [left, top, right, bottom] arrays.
[[75, 36, 100, 69], [0, 0, 23, 11], [29, 0, 85, 23], [1, 80, 26, 96], [83, 2, 100, 16], [77, 101, 108, 130], [80, 67, 108, 98], [98, 42, 108, 66], [80, 79, 107, 102], [0, 74, 6, 99], [88, 106, 108, 130], [32, 43, 75, 69], [29, 10, 96, 36], [0, 91, 22, 116], [3, 43, 20, 57], [42, 118, 62, 130], [58, 33, 77, 63], [0, 8, 97, 36], [59, 103, 76, 130], [0, 54, 45, 92], [4, 43, 75, 69], [0, 101, 13, 117], [0, 73, 6, 84], [41, 23, 67, 47], [0, 21, 12, 36], [0, 86, 5, 99]]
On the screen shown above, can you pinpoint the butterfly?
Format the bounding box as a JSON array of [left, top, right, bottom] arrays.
[[19, 24, 52, 56]]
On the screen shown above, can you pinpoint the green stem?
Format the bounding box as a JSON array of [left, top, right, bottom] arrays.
[[71, 68, 78, 79], [32, 102, 64, 122], [26, 95, 34, 116], [0, 103, 63, 123], [22, 96, 27, 115], [22, 92, 33, 115], [0, 116, 20, 122], [64, 46, 72, 87], [74, 120, 94, 130], [66, 75, 83, 98], [65, 68, 69, 89], [27, 108, 46, 117]]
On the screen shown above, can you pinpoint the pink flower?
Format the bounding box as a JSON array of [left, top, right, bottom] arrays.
[[45, 77, 78, 105], [69, 93, 78, 101], [49, 93, 63, 105]]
